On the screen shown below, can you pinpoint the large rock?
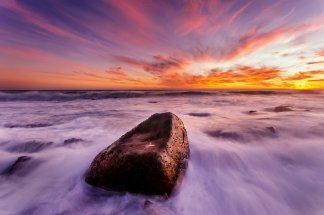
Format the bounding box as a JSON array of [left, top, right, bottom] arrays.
[[85, 112, 189, 196]]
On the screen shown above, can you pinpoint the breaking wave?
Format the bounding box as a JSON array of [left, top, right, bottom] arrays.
[[1, 90, 317, 102]]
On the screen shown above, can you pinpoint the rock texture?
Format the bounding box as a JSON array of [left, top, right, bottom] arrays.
[[85, 112, 189, 196]]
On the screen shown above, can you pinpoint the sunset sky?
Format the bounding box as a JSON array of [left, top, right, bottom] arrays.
[[1, 0, 324, 90]]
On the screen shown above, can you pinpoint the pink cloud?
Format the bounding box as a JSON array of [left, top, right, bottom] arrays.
[[222, 17, 324, 60]]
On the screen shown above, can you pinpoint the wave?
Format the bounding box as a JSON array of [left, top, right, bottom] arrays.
[[0, 90, 217, 101], [1, 90, 322, 102]]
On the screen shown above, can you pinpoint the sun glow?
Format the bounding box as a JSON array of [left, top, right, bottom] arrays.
[[293, 80, 311, 89]]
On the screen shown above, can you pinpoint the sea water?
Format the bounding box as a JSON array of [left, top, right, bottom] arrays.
[[0, 90, 323, 215]]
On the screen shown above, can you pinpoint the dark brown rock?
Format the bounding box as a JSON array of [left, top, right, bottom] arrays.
[[188, 112, 211, 117], [274, 106, 293, 112], [85, 112, 189, 196]]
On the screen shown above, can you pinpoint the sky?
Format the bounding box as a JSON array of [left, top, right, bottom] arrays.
[[1, 0, 324, 90]]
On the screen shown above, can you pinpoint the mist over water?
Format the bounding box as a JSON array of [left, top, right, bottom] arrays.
[[0, 91, 324, 215]]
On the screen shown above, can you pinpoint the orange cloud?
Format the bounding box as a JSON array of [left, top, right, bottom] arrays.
[[184, 66, 282, 88], [0, 47, 147, 89], [114, 52, 324, 89], [72, 67, 145, 86], [317, 51, 324, 57], [115, 55, 193, 86], [285, 71, 324, 80]]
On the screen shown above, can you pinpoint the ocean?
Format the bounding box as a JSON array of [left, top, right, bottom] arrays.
[[0, 90, 324, 215]]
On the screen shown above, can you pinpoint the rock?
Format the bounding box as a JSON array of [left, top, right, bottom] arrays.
[[4, 123, 52, 128], [188, 112, 211, 117], [63, 138, 83, 145], [266, 126, 276, 134], [1, 156, 32, 176], [274, 106, 293, 112], [85, 112, 189, 196], [206, 130, 241, 141]]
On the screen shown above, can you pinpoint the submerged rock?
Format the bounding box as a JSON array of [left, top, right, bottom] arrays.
[[4, 123, 52, 128], [85, 112, 189, 196], [206, 126, 278, 142], [206, 130, 241, 141], [63, 138, 83, 145], [188, 112, 211, 117], [1, 156, 32, 176], [266, 126, 276, 134], [274, 106, 293, 112]]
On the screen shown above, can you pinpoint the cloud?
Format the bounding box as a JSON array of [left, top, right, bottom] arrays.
[[284, 72, 313, 81], [309, 79, 324, 82], [115, 55, 190, 86], [307, 61, 324, 65], [284, 71, 324, 81], [72, 66, 144, 85], [317, 51, 324, 57], [116, 52, 324, 89], [187, 66, 282, 88], [1, 0, 324, 89], [105, 67, 145, 84], [227, 1, 253, 25], [114, 54, 284, 88], [115, 55, 189, 74], [222, 18, 324, 60]]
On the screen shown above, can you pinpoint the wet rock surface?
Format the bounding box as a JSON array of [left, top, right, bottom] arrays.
[[85, 112, 189, 196]]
